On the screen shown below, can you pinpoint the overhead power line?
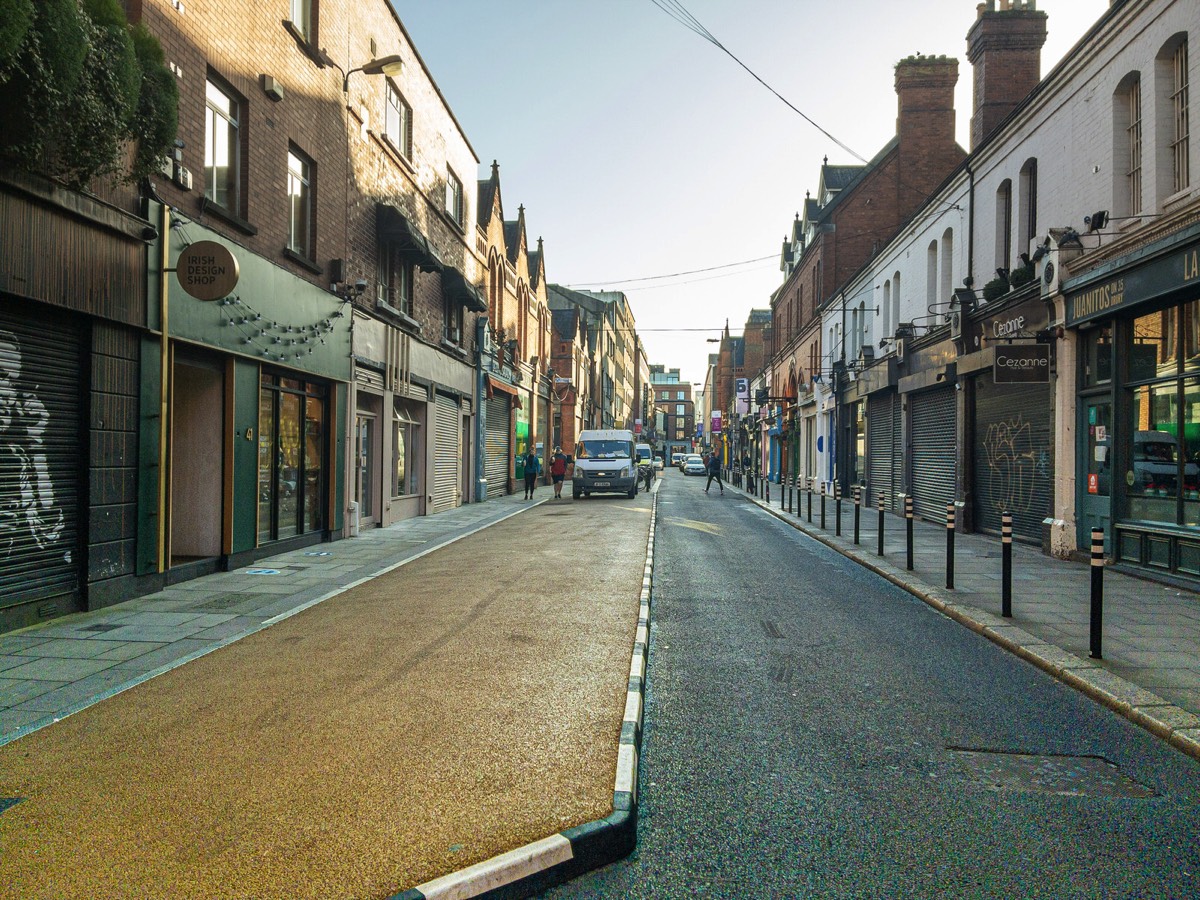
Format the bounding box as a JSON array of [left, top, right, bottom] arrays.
[[648, 0, 867, 164], [567, 254, 775, 288]]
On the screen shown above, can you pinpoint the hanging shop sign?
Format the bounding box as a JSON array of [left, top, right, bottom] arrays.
[[994, 344, 1050, 383], [177, 241, 239, 301]]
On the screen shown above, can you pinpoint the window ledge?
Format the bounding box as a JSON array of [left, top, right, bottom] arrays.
[[438, 208, 466, 234], [440, 338, 467, 360], [198, 197, 257, 235], [375, 298, 423, 335], [283, 247, 322, 274], [282, 20, 325, 68], [373, 132, 415, 174], [1162, 186, 1198, 211]]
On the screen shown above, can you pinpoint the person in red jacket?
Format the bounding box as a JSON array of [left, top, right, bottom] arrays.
[[549, 446, 568, 499]]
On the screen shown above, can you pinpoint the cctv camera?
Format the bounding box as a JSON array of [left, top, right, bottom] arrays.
[[354, 278, 367, 294]]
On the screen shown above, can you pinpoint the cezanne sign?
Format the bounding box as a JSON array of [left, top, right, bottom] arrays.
[[177, 240, 239, 301], [994, 344, 1050, 384]]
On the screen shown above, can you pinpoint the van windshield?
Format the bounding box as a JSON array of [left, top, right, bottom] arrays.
[[577, 440, 631, 460]]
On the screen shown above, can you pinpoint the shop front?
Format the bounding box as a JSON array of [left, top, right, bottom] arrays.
[[898, 338, 958, 523], [853, 358, 900, 512], [1066, 227, 1200, 577]]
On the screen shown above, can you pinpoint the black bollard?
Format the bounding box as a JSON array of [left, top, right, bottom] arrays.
[[905, 494, 914, 571], [835, 481, 842, 536], [1090, 527, 1104, 659], [820, 480, 826, 529], [877, 491, 885, 556], [853, 486, 861, 545], [945, 502, 956, 590], [807, 477, 813, 523], [765, 477, 770, 504], [1001, 512, 1013, 618], [781, 475, 786, 510]]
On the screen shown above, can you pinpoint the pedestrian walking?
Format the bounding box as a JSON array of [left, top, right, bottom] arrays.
[[522, 448, 541, 499], [550, 446, 568, 499], [640, 454, 654, 493], [705, 451, 724, 494]]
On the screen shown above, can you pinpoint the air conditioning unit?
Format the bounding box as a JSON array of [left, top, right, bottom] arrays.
[[173, 164, 193, 191]]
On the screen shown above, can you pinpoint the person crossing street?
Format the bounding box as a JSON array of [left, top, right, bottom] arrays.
[[704, 450, 723, 494]]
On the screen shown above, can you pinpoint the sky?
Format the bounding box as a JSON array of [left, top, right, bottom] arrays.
[[394, 0, 1111, 388]]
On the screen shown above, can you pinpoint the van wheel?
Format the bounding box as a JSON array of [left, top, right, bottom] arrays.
[[573, 486, 582, 499], [628, 484, 637, 498]]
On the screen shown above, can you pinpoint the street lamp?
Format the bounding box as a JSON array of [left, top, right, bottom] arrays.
[[322, 53, 405, 95]]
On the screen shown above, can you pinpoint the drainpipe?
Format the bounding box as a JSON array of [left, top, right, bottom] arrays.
[[966, 159, 975, 285], [475, 316, 487, 501], [157, 203, 171, 572]]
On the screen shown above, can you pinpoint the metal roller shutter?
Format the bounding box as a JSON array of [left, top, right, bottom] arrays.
[[432, 393, 461, 513], [910, 386, 956, 522], [0, 307, 82, 614], [484, 394, 510, 499], [867, 392, 900, 511], [973, 378, 1052, 542]]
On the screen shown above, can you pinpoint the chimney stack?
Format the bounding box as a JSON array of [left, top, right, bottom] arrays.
[[894, 55, 961, 206], [967, 0, 1048, 149]]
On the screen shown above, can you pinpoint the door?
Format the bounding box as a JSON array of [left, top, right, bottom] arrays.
[[171, 356, 224, 564], [355, 413, 376, 527], [432, 392, 461, 513], [1077, 396, 1112, 551]]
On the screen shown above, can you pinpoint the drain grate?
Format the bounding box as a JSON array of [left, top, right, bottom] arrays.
[[0, 798, 23, 816], [79, 623, 122, 633], [949, 749, 1155, 798]]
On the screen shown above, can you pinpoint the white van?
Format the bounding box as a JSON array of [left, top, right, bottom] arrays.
[[573, 429, 638, 499]]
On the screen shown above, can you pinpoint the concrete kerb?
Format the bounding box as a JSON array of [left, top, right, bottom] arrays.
[[746, 491, 1200, 764], [389, 491, 656, 900]]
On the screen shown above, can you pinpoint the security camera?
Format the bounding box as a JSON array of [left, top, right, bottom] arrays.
[[354, 278, 367, 294]]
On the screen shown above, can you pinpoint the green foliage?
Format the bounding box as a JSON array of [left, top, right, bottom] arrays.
[[982, 275, 1010, 302], [130, 24, 178, 184], [0, 0, 34, 70], [1008, 262, 1035, 288], [0, 0, 177, 188]]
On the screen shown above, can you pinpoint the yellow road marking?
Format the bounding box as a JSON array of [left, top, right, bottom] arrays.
[[672, 520, 722, 535]]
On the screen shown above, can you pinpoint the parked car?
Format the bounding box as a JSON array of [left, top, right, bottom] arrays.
[[1132, 430, 1200, 495], [683, 454, 706, 476]]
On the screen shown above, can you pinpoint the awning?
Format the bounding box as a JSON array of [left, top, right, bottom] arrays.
[[376, 202, 444, 273], [486, 374, 519, 397], [442, 267, 488, 312]]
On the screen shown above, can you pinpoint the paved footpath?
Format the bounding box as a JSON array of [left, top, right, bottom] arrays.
[[742, 477, 1200, 760], [0, 489, 652, 899]]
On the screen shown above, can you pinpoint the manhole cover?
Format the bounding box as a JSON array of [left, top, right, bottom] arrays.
[[79, 623, 122, 633], [949, 749, 1155, 798], [0, 798, 23, 816]]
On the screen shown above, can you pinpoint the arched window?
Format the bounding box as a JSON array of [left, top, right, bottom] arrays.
[[857, 300, 867, 355], [1018, 159, 1038, 254], [892, 272, 901, 336], [940, 228, 954, 308], [1113, 72, 1143, 217], [882, 280, 892, 338], [1156, 34, 1190, 203], [927, 240, 938, 312], [995, 179, 1012, 269]]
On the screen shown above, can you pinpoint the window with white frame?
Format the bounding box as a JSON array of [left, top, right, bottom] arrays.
[[290, 0, 312, 41], [384, 81, 412, 159], [891, 272, 901, 335], [927, 240, 938, 311], [445, 167, 463, 226], [882, 280, 891, 337], [1018, 159, 1037, 254], [940, 229, 953, 305], [287, 147, 313, 258], [204, 77, 241, 214], [995, 179, 1012, 269], [1128, 78, 1144, 213], [1170, 39, 1190, 194]]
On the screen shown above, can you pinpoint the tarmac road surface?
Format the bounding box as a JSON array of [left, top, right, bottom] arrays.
[[0, 492, 649, 900]]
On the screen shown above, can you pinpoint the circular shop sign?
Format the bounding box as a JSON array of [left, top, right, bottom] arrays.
[[177, 240, 239, 301]]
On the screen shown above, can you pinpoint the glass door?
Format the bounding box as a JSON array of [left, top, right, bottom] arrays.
[[1077, 396, 1112, 550]]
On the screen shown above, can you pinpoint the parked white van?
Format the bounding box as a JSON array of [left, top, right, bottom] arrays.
[[573, 429, 638, 499]]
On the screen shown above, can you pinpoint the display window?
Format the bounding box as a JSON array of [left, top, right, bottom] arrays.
[[257, 373, 328, 544]]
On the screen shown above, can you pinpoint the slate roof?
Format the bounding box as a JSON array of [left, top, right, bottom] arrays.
[[747, 309, 772, 325]]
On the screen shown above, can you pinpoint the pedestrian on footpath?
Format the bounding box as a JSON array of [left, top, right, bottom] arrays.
[[640, 455, 654, 493], [522, 449, 541, 499], [705, 451, 723, 494], [550, 446, 568, 499]]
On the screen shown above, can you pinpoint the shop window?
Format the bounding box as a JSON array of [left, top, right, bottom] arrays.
[[1129, 307, 1176, 382], [257, 374, 327, 543], [1082, 325, 1113, 387], [393, 402, 421, 496]]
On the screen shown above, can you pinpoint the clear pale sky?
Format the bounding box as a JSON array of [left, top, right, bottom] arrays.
[[394, 0, 1110, 387]]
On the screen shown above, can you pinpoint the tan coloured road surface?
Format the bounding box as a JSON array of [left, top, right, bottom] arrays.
[[0, 497, 649, 899]]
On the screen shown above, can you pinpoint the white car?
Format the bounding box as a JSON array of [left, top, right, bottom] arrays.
[[683, 454, 706, 476], [653, 456, 665, 471]]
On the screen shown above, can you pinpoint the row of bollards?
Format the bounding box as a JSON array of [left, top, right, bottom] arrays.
[[743, 475, 1108, 660]]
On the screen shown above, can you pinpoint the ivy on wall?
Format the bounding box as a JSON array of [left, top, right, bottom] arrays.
[[0, 0, 177, 189]]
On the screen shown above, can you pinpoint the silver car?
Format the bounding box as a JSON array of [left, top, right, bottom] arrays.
[[683, 454, 706, 476]]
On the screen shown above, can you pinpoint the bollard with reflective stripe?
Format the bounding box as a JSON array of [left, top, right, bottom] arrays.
[[853, 485, 861, 545], [787, 477, 793, 514], [905, 495, 914, 571], [835, 481, 842, 536], [765, 476, 770, 504], [807, 477, 813, 523], [945, 502, 956, 589], [877, 491, 885, 556], [1090, 527, 1104, 659], [820, 480, 827, 529], [1001, 512, 1013, 618]]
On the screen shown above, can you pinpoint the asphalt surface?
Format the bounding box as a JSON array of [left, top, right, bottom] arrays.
[[541, 471, 1200, 899], [0, 493, 649, 899]]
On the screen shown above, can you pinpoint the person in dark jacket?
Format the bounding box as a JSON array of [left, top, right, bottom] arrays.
[[522, 449, 541, 499], [705, 451, 723, 494]]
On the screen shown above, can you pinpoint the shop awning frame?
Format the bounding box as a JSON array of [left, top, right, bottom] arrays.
[[376, 202, 444, 273]]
